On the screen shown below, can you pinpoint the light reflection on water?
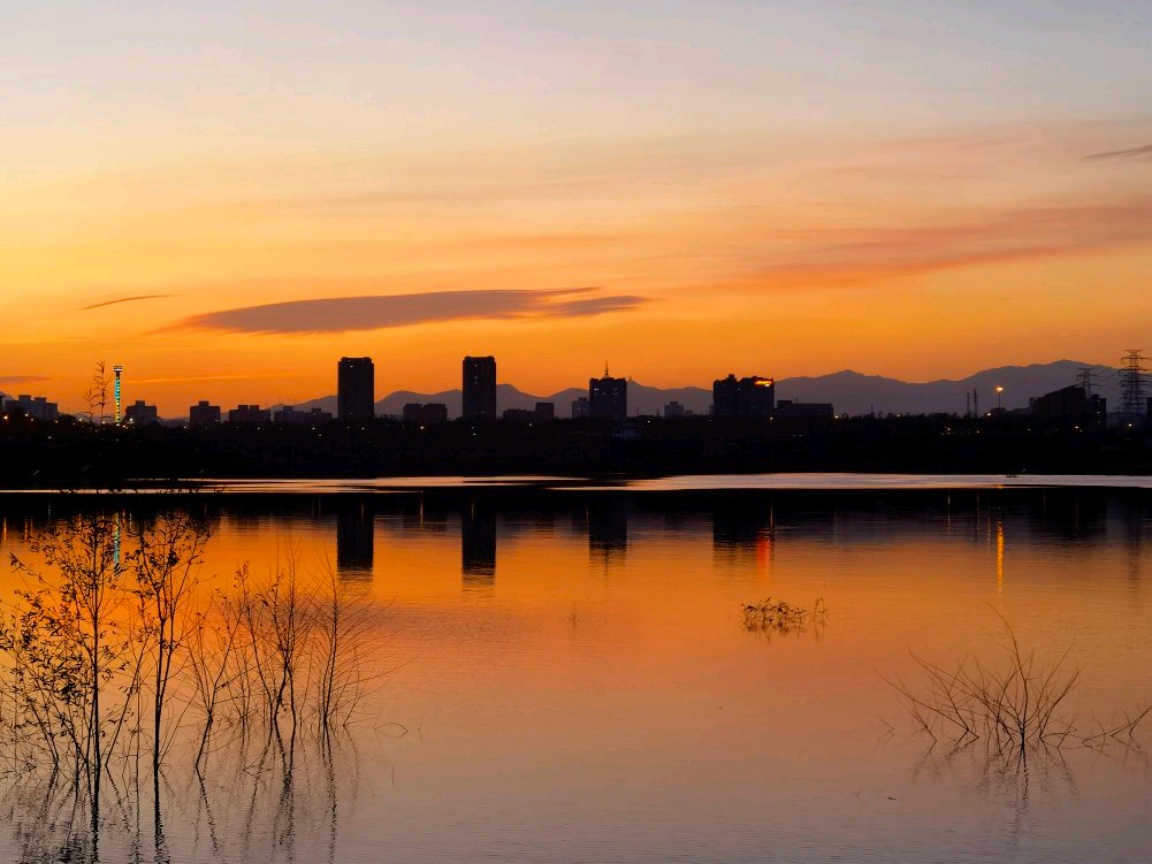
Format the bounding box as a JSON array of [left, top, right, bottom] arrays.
[[0, 484, 1151, 862]]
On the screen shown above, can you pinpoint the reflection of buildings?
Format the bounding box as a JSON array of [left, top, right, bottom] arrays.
[[588, 496, 628, 562], [337, 499, 374, 579], [462, 499, 497, 579], [463, 356, 497, 420], [713, 505, 774, 572], [401, 496, 449, 534]]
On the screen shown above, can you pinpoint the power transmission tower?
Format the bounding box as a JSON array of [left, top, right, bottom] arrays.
[[1118, 350, 1149, 415], [1077, 366, 1100, 397]]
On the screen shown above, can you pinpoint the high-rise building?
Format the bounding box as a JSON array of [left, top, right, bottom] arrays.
[[712, 374, 775, 418], [589, 373, 627, 420], [337, 357, 375, 421], [463, 356, 497, 420]]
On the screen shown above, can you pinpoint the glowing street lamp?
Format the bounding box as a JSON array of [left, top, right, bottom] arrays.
[[995, 385, 1004, 411]]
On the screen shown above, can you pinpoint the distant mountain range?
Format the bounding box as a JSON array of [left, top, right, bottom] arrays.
[[274, 360, 1119, 420]]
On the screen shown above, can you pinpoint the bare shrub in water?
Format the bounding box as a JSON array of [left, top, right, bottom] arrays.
[[888, 620, 1151, 755], [2, 514, 383, 778], [187, 557, 384, 768], [127, 508, 211, 776], [0, 506, 389, 860], [1, 510, 142, 838]]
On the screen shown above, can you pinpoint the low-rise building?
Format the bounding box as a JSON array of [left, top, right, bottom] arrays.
[[189, 400, 222, 426], [275, 405, 333, 424], [402, 403, 448, 425], [124, 400, 159, 425], [228, 404, 271, 424]]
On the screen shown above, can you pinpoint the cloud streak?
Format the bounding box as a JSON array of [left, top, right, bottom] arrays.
[[170, 288, 646, 335], [0, 375, 50, 384], [1083, 144, 1152, 162], [81, 294, 171, 311], [748, 198, 1152, 289]]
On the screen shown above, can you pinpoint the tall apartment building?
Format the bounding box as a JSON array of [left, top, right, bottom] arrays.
[[589, 374, 627, 421], [462, 356, 497, 419], [337, 357, 375, 421]]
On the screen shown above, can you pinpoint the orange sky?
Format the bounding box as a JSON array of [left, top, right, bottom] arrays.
[[4, 3, 1151, 416]]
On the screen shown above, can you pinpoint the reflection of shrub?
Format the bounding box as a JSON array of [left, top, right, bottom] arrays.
[[741, 596, 827, 636], [0, 502, 392, 859], [888, 620, 1151, 755]]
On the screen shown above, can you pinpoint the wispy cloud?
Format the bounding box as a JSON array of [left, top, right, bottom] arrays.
[[750, 198, 1152, 289], [128, 374, 267, 384], [0, 375, 50, 384], [1083, 144, 1152, 162], [81, 294, 171, 311], [169, 288, 647, 335]]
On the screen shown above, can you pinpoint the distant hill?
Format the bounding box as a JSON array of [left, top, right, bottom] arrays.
[[278, 382, 714, 419], [780, 361, 1117, 416], [270, 359, 1119, 421]]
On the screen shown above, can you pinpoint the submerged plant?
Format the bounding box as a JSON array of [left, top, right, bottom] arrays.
[[741, 596, 827, 636]]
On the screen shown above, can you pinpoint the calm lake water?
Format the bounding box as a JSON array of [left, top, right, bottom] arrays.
[[1, 477, 1151, 862]]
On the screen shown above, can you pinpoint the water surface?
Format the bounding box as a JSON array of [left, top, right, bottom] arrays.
[[1, 485, 1150, 862]]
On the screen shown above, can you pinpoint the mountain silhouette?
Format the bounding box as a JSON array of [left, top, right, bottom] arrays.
[[273, 359, 1118, 420]]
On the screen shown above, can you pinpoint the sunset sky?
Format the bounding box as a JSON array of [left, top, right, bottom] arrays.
[[3, 0, 1151, 416]]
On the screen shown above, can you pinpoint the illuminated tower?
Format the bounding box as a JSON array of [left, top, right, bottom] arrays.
[[113, 365, 123, 425]]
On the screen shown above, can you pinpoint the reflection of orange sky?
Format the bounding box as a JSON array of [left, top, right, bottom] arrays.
[[4, 124, 1152, 416], [4, 504, 1146, 711], [1, 499, 1151, 824]]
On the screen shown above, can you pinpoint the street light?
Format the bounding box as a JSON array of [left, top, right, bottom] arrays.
[[995, 386, 1004, 411]]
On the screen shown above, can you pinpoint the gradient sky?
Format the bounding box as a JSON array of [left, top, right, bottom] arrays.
[[4, 0, 1151, 415]]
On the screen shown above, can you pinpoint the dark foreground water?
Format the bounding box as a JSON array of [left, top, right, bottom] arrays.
[[1, 477, 1151, 862]]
